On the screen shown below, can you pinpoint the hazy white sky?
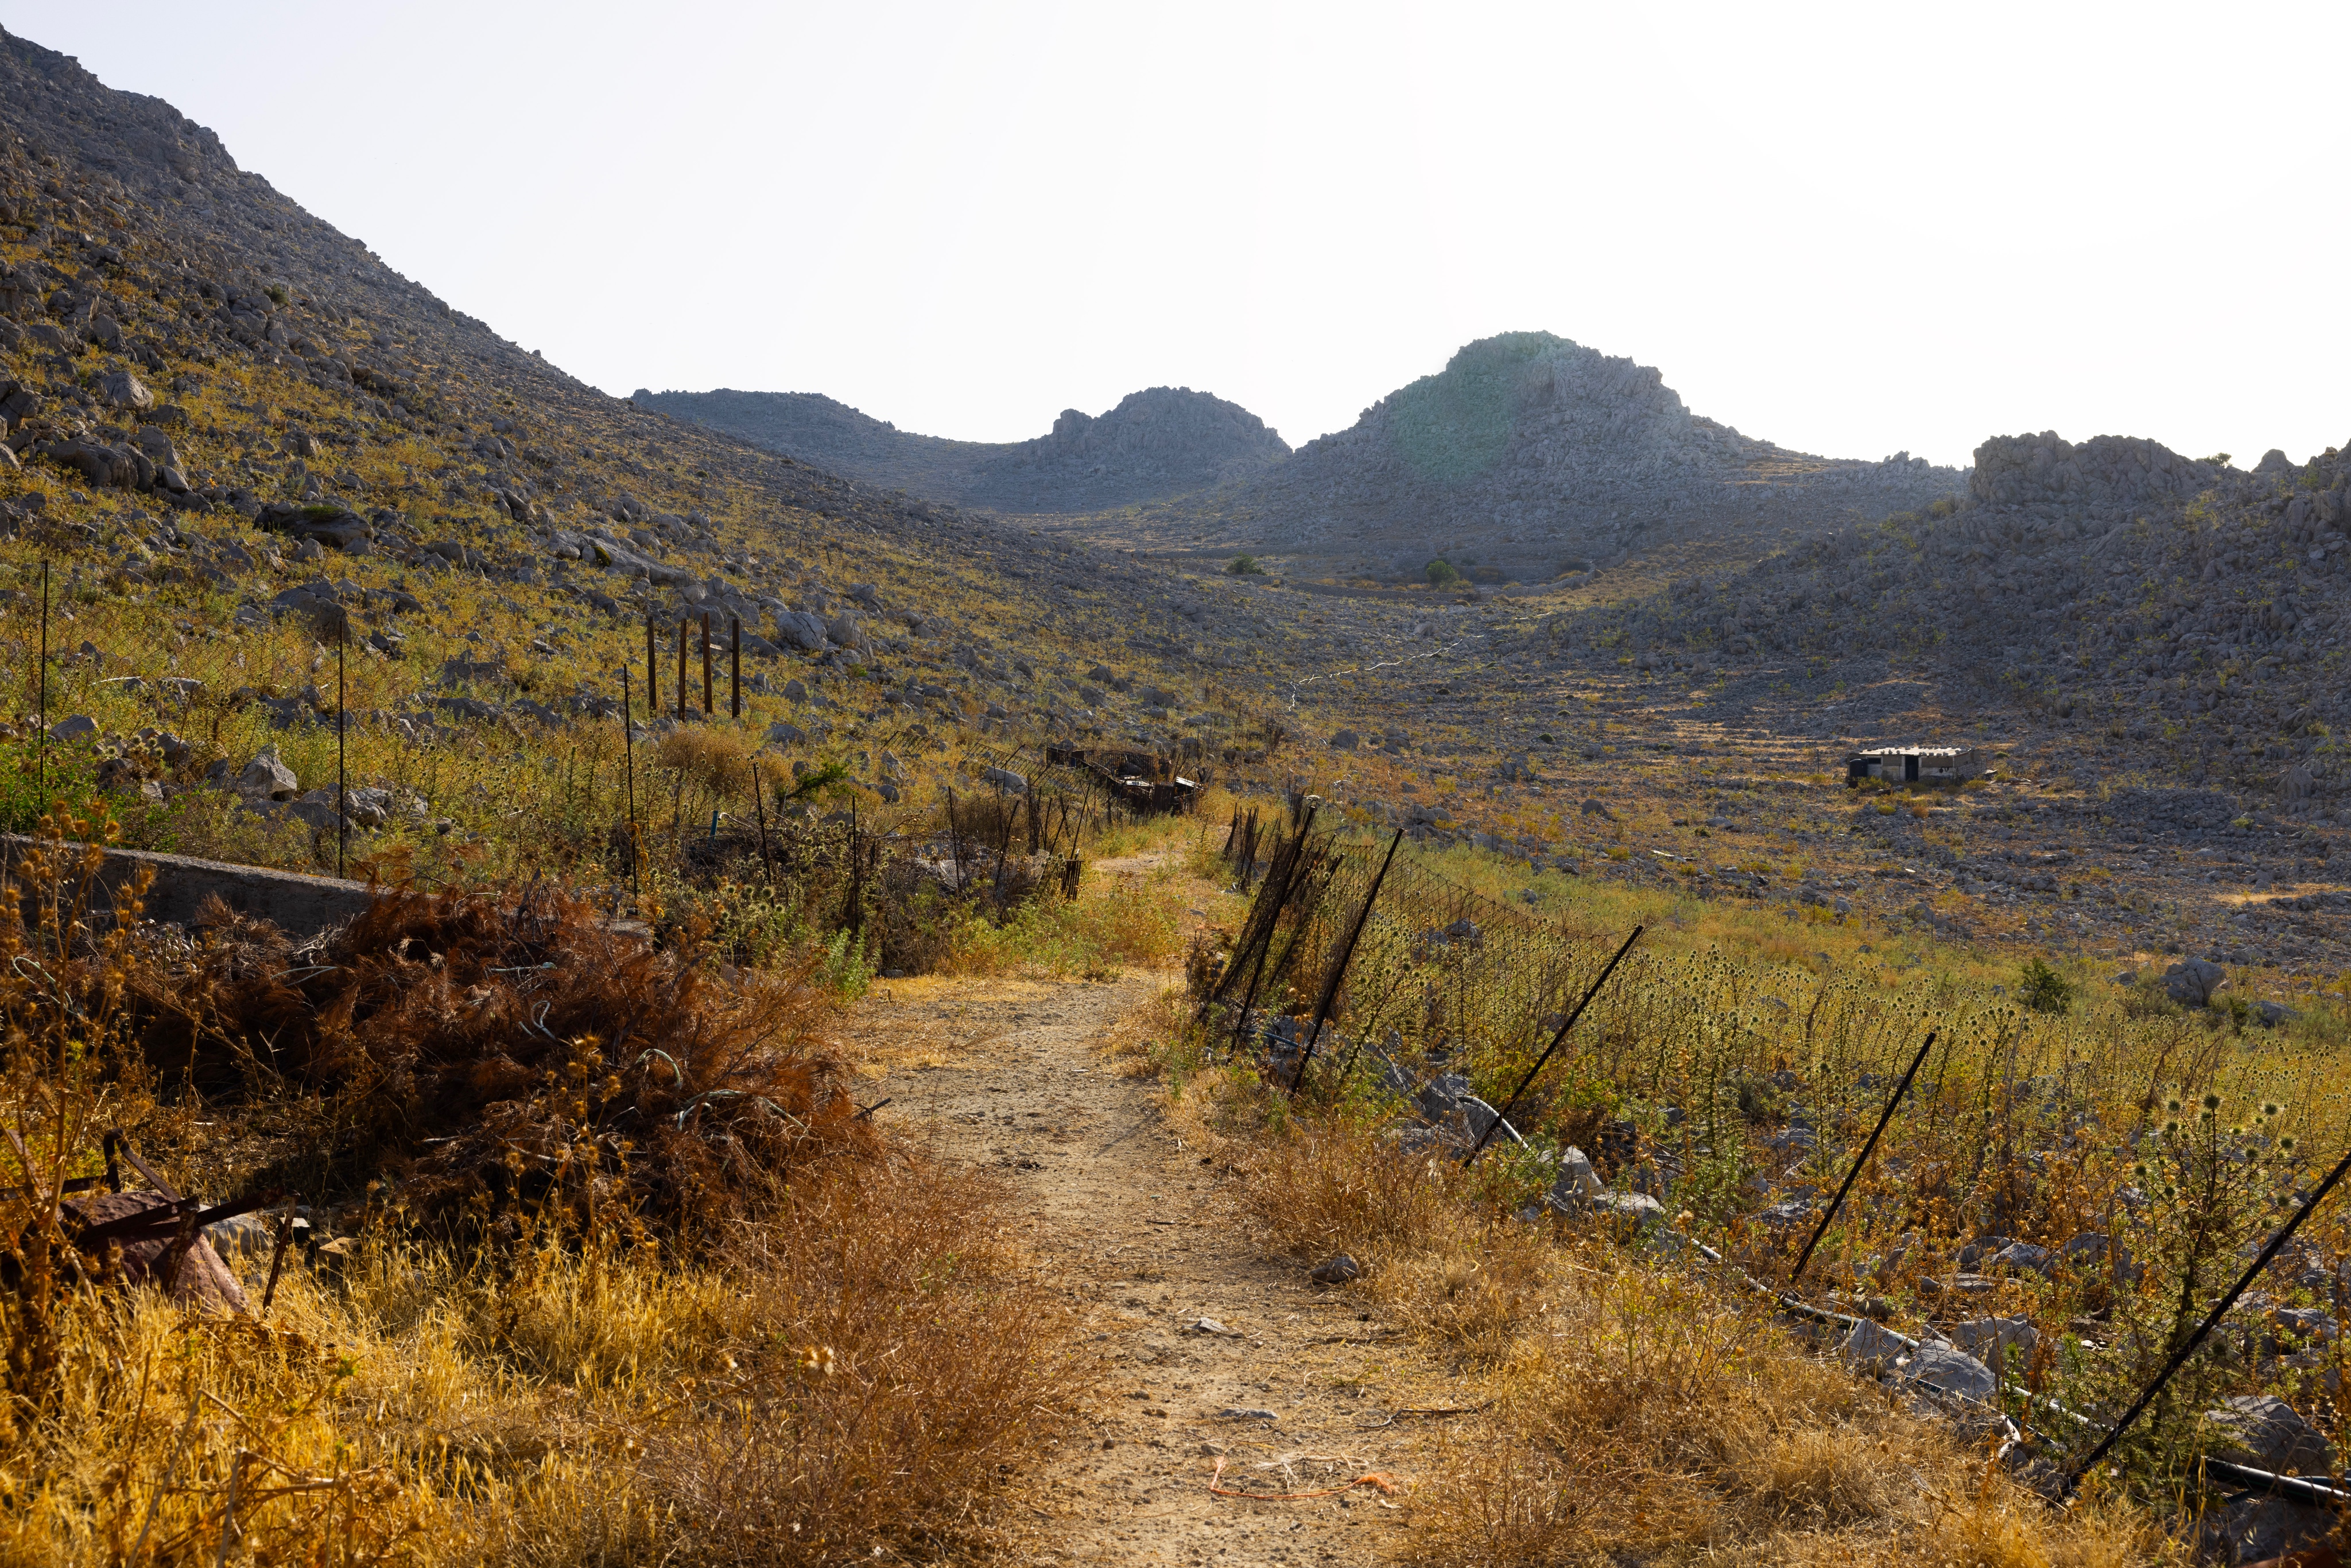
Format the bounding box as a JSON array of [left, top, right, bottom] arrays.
[[14, 3, 2349, 468]]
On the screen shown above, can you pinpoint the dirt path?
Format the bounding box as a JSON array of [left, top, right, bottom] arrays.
[[854, 961, 1464, 1566]]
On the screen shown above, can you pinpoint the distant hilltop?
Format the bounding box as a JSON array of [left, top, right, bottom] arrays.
[[635, 385, 1290, 513], [1187, 331, 1967, 576]]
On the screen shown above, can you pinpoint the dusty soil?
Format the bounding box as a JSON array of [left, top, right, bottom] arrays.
[[852, 962, 1475, 1566]]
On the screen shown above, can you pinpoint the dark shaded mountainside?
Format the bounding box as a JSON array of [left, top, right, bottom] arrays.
[[634, 384, 1291, 513], [1582, 432, 2351, 809], [1128, 332, 1968, 581], [0, 25, 1232, 737]]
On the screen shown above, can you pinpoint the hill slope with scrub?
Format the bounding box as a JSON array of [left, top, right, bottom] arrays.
[[1093, 331, 1966, 583], [1, 22, 2350, 1567], [1585, 430, 2350, 810], [635, 383, 1292, 513]]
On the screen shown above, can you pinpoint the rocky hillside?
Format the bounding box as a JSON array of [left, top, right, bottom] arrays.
[[1597, 430, 2349, 808], [636, 383, 1290, 513], [0, 23, 1293, 868], [622, 389, 991, 503], [1162, 331, 1964, 579]]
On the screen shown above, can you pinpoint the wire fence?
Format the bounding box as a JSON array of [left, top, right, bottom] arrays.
[[1202, 803, 1641, 1123]]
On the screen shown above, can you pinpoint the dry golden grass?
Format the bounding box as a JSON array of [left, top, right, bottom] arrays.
[[933, 864, 1192, 980], [0, 1155, 1087, 1566], [654, 725, 759, 798], [1159, 1068, 2178, 1567]]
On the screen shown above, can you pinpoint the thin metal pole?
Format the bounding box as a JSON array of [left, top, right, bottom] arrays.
[[336, 626, 347, 878], [1790, 1030, 1938, 1284], [620, 667, 639, 898], [1464, 925, 1644, 1165], [37, 560, 48, 806], [751, 758, 772, 884], [730, 616, 741, 719], [2061, 1135, 2351, 1500], [675, 616, 686, 718], [1289, 829, 1405, 1092], [700, 613, 712, 715]]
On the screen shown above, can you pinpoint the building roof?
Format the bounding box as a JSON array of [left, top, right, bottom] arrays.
[[1850, 745, 1976, 757]]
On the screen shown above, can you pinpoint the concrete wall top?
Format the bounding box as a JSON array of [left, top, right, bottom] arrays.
[[0, 836, 378, 938]]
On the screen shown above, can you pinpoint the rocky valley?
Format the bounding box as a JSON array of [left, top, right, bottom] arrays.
[[0, 18, 2348, 1568]]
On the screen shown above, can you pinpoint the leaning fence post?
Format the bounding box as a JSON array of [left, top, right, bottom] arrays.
[[1224, 808, 1318, 1050], [1289, 829, 1405, 1092], [750, 758, 773, 884], [1206, 808, 1312, 1016], [2060, 1136, 2351, 1500], [1789, 1030, 1938, 1286], [1464, 925, 1644, 1165]]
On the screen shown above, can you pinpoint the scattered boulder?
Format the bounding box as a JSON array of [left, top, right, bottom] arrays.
[[96, 367, 154, 412], [1946, 1316, 2036, 1372], [1897, 1344, 1996, 1404], [236, 746, 298, 801], [2208, 1394, 2334, 1476], [2165, 958, 2228, 1006], [1546, 1147, 1603, 1212], [772, 611, 829, 652], [1987, 1241, 2053, 1276], [1840, 1318, 1910, 1370], [256, 503, 368, 552], [45, 713, 96, 742], [59, 1191, 246, 1313]]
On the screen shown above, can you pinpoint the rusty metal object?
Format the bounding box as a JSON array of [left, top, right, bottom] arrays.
[[57, 1191, 251, 1313]]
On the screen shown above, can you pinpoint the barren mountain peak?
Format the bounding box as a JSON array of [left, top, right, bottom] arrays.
[[639, 381, 1288, 513]]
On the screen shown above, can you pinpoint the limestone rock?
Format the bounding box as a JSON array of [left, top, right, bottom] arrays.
[[237, 745, 298, 800], [1897, 1344, 1996, 1404], [2166, 958, 2228, 1006], [96, 367, 154, 412], [2208, 1394, 2333, 1476]]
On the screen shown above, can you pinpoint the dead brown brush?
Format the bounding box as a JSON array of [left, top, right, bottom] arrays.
[[0, 825, 1085, 1562], [133, 881, 868, 1240]]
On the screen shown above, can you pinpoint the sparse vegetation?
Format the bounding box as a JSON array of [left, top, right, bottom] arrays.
[[3, 40, 2348, 1566]]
